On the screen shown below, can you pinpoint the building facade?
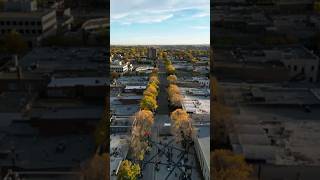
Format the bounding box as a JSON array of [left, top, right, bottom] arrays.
[[147, 47, 157, 60], [0, 0, 57, 47]]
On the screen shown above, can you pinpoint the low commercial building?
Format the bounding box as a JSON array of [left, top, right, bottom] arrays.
[[0, 0, 57, 47], [237, 47, 319, 82], [110, 60, 132, 74], [110, 134, 130, 180], [123, 85, 146, 93], [47, 77, 107, 99], [0, 71, 47, 92], [193, 125, 210, 180]]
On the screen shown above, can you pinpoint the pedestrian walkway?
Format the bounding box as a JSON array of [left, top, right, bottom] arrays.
[[142, 60, 203, 180]]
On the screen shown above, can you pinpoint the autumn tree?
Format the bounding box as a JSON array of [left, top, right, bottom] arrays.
[[191, 57, 198, 64], [149, 75, 159, 85], [152, 68, 159, 74], [131, 125, 148, 160], [170, 93, 182, 107], [315, 0, 320, 12], [0, 0, 4, 10], [143, 90, 156, 100], [170, 109, 192, 142], [211, 76, 218, 101], [211, 76, 233, 148], [168, 84, 180, 95], [167, 75, 177, 84], [4, 30, 28, 55], [145, 84, 158, 96], [140, 96, 158, 111], [167, 84, 182, 107], [83, 154, 108, 180], [212, 149, 252, 180], [133, 110, 154, 128], [164, 58, 171, 66], [117, 160, 141, 180], [111, 71, 119, 80], [166, 64, 175, 75], [131, 110, 154, 160], [94, 105, 108, 146]]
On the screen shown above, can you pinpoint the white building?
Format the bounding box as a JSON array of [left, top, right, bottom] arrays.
[[110, 60, 132, 74], [193, 125, 210, 180], [0, 0, 57, 47], [192, 77, 210, 87], [264, 48, 319, 82]]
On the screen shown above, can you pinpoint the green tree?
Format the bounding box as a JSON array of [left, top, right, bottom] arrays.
[[117, 160, 141, 180]]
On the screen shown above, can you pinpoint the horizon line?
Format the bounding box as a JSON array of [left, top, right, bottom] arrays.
[[110, 44, 210, 46]]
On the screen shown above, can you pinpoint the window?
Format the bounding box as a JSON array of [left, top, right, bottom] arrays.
[[25, 21, 29, 26], [19, 21, 23, 26], [294, 65, 297, 71], [31, 21, 35, 25], [38, 30, 42, 34], [310, 77, 313, 82], [26, 29, 30, 34], [6, 21, 10, 25], [37, 21, 41, 25], [311, 66, 314, 71], [0, 21, 4, 25], [32, 30, 36, 34], [13, 21, 17, 25]]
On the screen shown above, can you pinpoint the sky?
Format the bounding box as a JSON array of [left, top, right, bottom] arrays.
[[110, 0, 210, 45]]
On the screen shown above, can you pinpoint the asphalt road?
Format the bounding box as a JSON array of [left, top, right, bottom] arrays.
[[143, 60, 170, 180]]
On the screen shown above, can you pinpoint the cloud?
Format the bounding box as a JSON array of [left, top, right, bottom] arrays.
[[111, 0, 209, 24], [117, 12, 174, 25], [191, 25, 209, 30]]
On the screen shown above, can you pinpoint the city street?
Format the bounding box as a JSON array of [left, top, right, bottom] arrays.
[[142, 60, 203, 180]]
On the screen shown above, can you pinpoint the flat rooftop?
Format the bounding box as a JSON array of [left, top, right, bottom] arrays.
[[0, 126, 96, 169], [48, 77, 107, 87], [0, 9, 53, 19], [227, 92, 320, 165], [180, 88, 210, 114], [30, 106, 104, 120], [110, 134, 129, 179], [0, 92, 36, 112], [194, 125, 210, 171], [20, 48, 107, 74]]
